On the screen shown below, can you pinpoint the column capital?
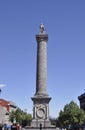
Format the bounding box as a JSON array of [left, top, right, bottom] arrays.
[[36, 34, 48, 43]]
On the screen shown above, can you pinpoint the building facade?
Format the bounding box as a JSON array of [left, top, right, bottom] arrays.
[[0, 99, 17, 124], [78, 93, 85, 111]]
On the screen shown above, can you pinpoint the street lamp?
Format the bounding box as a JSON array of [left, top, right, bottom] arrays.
[[0, 84, 6, 94], [0, 88, 2, 94]]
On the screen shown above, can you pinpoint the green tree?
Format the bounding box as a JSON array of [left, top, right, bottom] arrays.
[[58, 101, 85, 127], [9, 108, 32, 126], [50, 117, 57, 126]]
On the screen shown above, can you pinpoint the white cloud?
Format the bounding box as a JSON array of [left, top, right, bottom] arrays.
[[0, 84, 6, 88]]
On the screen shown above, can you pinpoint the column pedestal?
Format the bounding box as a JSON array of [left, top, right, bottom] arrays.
[[31, 96, 51, 127]]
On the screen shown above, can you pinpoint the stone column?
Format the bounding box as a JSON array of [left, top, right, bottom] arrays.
[[31, 24, 51, 128], [35, 24, 48, 96]]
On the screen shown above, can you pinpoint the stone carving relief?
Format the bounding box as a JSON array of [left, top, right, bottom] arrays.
[[35, 104, 46, 119]]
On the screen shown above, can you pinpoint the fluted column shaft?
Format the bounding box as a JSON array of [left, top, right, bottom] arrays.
[[35, 34, 48, 96]]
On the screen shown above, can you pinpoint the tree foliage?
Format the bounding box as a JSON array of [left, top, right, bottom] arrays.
[[50, 117, 57, 126], [58, 101, 85, 127], [9, 108, 32, 127]]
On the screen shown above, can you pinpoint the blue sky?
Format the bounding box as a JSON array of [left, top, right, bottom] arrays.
[[0, 0, 85, 118]]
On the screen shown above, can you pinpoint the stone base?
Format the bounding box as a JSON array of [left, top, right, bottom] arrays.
[[25, 126, 58, 130], [31, 95, 51, 128], [31, 119, 51, 127]]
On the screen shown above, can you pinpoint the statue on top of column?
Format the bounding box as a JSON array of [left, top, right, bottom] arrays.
[[40, 23, 45, 34]]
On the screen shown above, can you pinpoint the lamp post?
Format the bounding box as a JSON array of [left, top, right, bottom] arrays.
[[0, 88, 2, 94]]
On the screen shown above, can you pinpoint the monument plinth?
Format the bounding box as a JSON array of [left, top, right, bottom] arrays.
[[31, 24, 51, 128]]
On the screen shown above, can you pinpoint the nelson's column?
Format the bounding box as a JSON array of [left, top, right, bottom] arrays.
[[31, 24, 51, 128]]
